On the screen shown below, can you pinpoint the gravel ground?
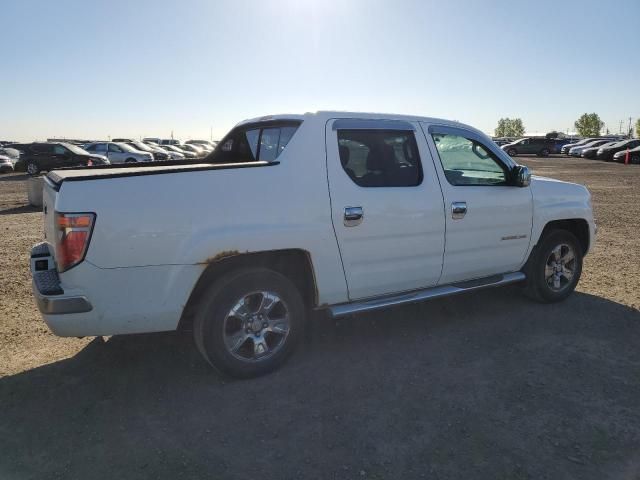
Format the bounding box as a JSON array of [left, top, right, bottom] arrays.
[[0, 157, 639, 479]]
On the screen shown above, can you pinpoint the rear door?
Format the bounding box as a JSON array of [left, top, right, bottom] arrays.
[[326, 118, 446, 300], [31, 143, 54, 169]]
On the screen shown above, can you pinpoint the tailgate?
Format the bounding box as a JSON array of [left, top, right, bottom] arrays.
[[42, 176, 59, 253]]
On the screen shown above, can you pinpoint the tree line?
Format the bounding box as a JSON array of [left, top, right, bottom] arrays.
[[495, 114, 639, 138]]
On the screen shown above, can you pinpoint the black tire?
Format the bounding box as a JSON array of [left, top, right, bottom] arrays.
[[193, 268, 305, 378], [540, 148, 550, 157], [522, 229, 583, 303], [630, 155, 640, 165], [124, 158, 137, 163], [26, 161, 40, 175], [507, 148, 517, 157]]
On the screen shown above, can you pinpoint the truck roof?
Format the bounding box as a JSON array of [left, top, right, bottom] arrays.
[[236, 111, 484, 137]]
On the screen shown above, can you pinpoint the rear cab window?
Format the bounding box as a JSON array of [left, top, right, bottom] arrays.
[[337, 128, 423, 187], [209, 121, 301, 163]]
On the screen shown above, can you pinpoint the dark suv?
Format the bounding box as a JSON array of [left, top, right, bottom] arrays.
[[13, 142, 109, 175], [501, 137, 556, 157]]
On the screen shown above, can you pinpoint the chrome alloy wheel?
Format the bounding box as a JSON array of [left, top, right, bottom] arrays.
[[545, 243, 576, 292], [223, 291, 290, 362]]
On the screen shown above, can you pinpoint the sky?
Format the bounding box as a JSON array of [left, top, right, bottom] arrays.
[[1, 0, 639, 142]]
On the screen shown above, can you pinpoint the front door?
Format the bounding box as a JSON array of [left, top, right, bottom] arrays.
[[326, 118, 446, 300], [108, 143, 126, 163], [422, 123, 533, 284]]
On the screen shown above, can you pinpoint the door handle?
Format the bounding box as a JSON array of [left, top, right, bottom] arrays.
[[344, 206, 364, 227], [451, 202, 467, 220]]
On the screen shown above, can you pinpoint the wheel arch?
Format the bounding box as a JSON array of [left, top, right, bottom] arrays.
[[537, 218, 590, 255], [177, 249, 318, 332]]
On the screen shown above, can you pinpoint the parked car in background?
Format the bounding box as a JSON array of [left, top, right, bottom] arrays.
[[160, 139, 181, 146], [552, 138, 575, 153], [596, 139, 640, 161], [13, 142, 109, 175], [122, 140, 170, 161], [612, 144, 640, 164], [179, 144, 207, 157], [162, 144, 198, 159], [29, 111, 595, 378], [84, 142, 154, 164], [0, 147, 20, 163], [0, 155, 14, 173], [143, 142, 185, 160], [143, 137, 161, 145], [561, 138, 594, 155], [581, 141, 618, 159], [501, 137, 556, 157], [569, 139, 612, 157], [186, 139, 216, 151]]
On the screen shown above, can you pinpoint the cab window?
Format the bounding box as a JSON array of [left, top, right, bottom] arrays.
[[337, 129, 423, 187], [431, 133, 508, 186]]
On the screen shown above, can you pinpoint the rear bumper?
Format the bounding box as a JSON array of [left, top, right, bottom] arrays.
[[30, 243, 93, 329], [29, 242, 202, 337], [32, 269, 93, 315]]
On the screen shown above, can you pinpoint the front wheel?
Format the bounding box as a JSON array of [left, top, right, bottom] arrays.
[[540, 148, 550, 157], [523, 230, 583, 303], [124, 158, 137, 163], [507, 148, 517, 157], [193, 268, 305, 378]]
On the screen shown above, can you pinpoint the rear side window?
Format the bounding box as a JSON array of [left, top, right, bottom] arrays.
[[337, 130, 422, 187], [32, 144, 53, 154], [212, 122, 300, 163]]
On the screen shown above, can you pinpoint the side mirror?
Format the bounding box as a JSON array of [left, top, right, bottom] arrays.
[[512, 165, 531, 187]]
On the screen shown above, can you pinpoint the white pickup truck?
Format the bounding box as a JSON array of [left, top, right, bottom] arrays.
[[30, 112, 595, 377]]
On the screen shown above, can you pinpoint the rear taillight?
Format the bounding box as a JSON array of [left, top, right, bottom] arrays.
[[55, 212, 95, 272]]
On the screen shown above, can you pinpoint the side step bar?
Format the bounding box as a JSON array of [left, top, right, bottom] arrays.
[[328, 272, 526, 317]]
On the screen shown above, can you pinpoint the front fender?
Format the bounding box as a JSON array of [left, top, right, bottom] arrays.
[[527, 176, 595, 258]]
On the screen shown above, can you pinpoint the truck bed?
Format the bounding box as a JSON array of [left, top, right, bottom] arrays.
[[46, 160, 277, 187]]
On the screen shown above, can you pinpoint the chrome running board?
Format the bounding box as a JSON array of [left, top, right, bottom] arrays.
[[329, 272, 526, 317]]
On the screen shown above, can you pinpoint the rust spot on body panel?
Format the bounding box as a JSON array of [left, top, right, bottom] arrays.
[[204, 250, 241, 263]]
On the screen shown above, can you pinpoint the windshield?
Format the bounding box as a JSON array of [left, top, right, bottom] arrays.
[[116, 142, 136, 152], [62, 143, 89, 155], [132, 142, 152, 152]]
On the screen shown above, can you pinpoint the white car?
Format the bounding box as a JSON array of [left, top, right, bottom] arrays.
[[162, 144, 197, 159], [30, 111, 595, 378], [84, 142, 153, 163]]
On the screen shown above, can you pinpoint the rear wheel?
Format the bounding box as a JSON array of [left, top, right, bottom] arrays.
[[26, 162, 39, 175], [124, 158, 137, 163], [540, 148, 550, 157], [523, 230, 583, 303], [193, 268, 305, 378]]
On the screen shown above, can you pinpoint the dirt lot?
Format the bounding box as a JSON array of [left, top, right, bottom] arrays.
[[1, 157, 639, 479]]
